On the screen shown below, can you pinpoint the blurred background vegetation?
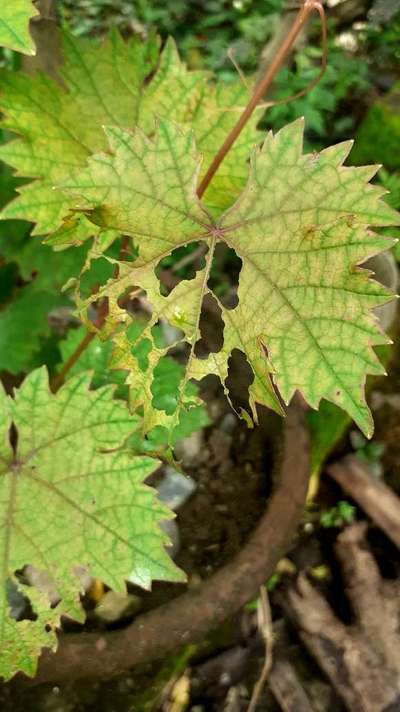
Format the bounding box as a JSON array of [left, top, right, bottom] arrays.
[[56, 0, 400, 148]]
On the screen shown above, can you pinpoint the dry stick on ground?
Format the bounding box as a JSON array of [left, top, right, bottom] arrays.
[[268, 658, 314, 712], [281, 522, 400, 712], [247, 587, 274, 712], [16, 404, 310, 684], [327, 455, 400, 549]]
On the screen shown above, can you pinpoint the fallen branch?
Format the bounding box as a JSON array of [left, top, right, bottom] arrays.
[[327, 455, 400, 549], [247, 587, 274, 712], [269, 658, 314, 712], [281, 523, 400, 711]]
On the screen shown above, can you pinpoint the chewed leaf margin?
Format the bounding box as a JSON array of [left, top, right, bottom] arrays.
[[62, 117, 399, 437]]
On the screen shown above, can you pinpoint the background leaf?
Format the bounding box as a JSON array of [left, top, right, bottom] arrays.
[[0, 33, 258, 236], [0, 0, 37, 55]]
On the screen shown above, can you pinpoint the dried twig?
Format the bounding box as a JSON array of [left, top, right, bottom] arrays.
[[281, 523, 400, 711], [328, 455, 400, 549], [247, 587, 274, 712], [269, 658, 314, 712]]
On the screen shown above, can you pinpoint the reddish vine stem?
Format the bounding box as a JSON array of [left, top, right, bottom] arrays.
[[264, 3, 327, 111], [54, 0, 325, 386], [50, 299, 108, 393], [51, 331, 95, 393], [197, 0, 324, 198]]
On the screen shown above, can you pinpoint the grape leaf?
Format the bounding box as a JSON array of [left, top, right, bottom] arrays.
[[64, 120, 399, 437], [0, 33, 259, 238], [192, 81, 262, 215], [0, 31, 158, 235], [0, 581, 59, 681], [0, 0, 37, 55], [0, 367, 184, 679]]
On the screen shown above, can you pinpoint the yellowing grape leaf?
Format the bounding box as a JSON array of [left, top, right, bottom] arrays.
[[0, 582, 60, 681], [0, 367, 184, 680], [0, 33, 259, 238], [63, 120, 399, 437], [0, 31, 158, 235], [0, 0, 37, 55]]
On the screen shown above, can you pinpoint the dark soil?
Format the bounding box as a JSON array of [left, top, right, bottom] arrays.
[[176, 423, 271, 578]]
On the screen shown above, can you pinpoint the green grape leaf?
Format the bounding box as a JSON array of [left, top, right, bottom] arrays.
[[64, 120, 399, 437], [0, 33, 258, 238], [0, 367, 184, 679], [0, 31, 159, 235], [0, 0, 37, 55], [0, 154, 117, 375], [0, 581, 60, 681]]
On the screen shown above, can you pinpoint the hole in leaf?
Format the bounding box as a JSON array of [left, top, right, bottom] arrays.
[[125, 321, 154, 372], [86, 296, 110, 328], [151, 355, 185, 414], [155, 242, 207, 296], [117, 286, 140, 311], [151, 320, 184, 350], [80, 255, 115, 299], [226, 349, 254, 417], [6, 579, 36, 622], [172, 403, 210, 443], [151, 342, 203, 417], [119, 237, 138, 263], [9, 422, 18, 455], [195, 293, 224, 357], [208, 243, 242, 309], [131, 337, 153, 372]]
